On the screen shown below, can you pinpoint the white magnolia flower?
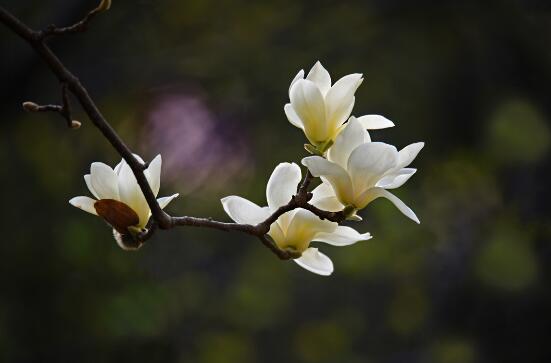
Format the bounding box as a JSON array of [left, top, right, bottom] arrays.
[[302, 117, 423, 223], [284, 61, 394, 149], [221, 162, 371, 276], [69, 154, 179, 249]]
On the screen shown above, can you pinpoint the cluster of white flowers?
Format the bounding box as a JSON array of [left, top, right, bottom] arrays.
[[223, 62, 423, 275], [69, 61, 423, 276]]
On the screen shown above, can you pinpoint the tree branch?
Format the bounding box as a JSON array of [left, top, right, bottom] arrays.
[[0, 4, 347, 260], [41, 0, 111, 39], [22, 83, 81, 128]]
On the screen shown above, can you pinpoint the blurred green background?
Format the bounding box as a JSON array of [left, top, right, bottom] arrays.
[[1, 0, 550, 362]]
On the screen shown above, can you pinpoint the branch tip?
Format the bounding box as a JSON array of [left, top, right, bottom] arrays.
[[22, 101, 40, 112], [96, 0, 112, 12]]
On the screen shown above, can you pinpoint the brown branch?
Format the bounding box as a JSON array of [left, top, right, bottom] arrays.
[[22, 102, 62, 113], [41, 0, 111, 39], [22, 83, 81, 128], [301, 203, 346, 222], [60, 83, 75, 127], [0, 4, 348, 261], [259, 235, 301, 260], [169, 170, 345, 260]]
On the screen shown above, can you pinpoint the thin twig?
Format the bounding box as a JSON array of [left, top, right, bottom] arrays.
[[301, 203, 346, 222], [60, 83, 74, 127], [40, 0, 110, 39], [258, 235, 301, 260], [22, 102, 63, 113], [22, 88, 80, 129]]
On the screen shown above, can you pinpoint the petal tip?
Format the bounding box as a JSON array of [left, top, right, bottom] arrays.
[[89, 161, 103, 172], [361, 233, 373, 241], [294, 248, 334, 276]]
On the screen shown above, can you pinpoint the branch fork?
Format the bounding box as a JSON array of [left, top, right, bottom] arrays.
[[22, 83, 80, 129]]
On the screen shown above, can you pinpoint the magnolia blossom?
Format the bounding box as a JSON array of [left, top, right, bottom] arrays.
[[302, 117, 423, 223], [221, 162, 371, 276], [69, 154, 178, 249], [284, 61, 394, 148]]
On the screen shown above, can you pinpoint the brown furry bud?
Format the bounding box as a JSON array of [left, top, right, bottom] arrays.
[[22, 102, 40, 112], [96, 0, 111, 11]]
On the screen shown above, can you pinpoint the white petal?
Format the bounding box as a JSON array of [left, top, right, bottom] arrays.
[[157, 193, 179, 209], [284, 103, 303, 129], [145, 154, 162, 197], [289, 69, 305, 95], [267, 220, 285, 247], [294, 248, 334, 276], [328, 97, 356, 135], [325, 73, 363, 130], [328, 116, 370, 168], [266, 163, 302, 232], [275, 210, 300, 235], [117, 159, 149, 227], [287, 209, 337, 237], [302, 156, 354, 205], [131, 154, 145, 164], [376, 168, 416, 189], [221, 196, 270, 225], [306, 61, 331, 96], [358, 188, 420, 223], [356, 114, 395, 129], [310, 182, 343, 212], [290, 79, 328, 143], [313, 196, 343, 212], [69, 196, 98, 215], [314, 225, 372, 246], [266, 162, 302, 211], [396, 142, 424, 169], [283, 209, 336, 251], [347, 142, 399, 194], [311, 181, 336, 200], [115, 154, 145, 175], [90, 162, 119, 200], [84, 174, 99, 199], [114, 160, 124, 175]]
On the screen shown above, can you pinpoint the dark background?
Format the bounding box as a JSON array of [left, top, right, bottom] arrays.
[[1, 0, 550, 362]]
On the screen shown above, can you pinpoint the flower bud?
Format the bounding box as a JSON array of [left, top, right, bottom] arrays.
[[70, 120, 82, 129], [96, 0, 111, 11], [22, 101, 40, 112]]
